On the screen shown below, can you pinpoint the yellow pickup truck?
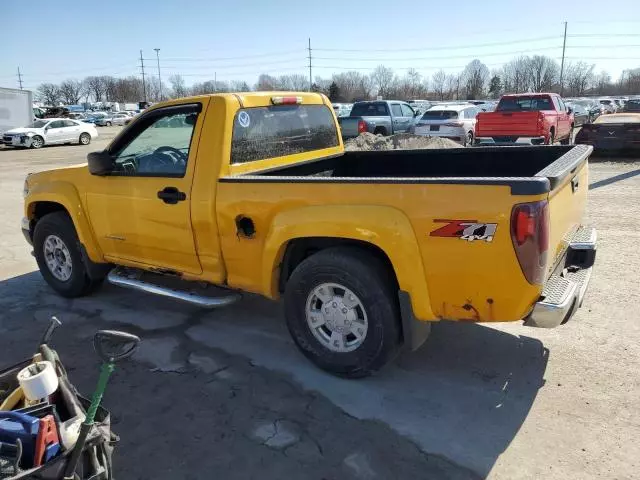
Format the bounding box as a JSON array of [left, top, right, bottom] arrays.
[[22, 92, 596, 377]]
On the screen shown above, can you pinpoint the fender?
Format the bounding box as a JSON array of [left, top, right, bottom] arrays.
[[26, 181, 104, 263], [261, 205, 435, 321]]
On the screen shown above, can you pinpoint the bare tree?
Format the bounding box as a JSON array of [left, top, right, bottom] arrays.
[[565, 61, 595, 96], [37, 83, 61, 106], [502, 57, 529, 93], [526, 55, 559, 92], [59, 79, 85, 104], [461, 59, 489, 99], [85, 76, 107, 102], [371, 65, 395, 98], [276, 74, 308, 91], [254, 74, 277, 91], [229, 80, 251, 92], [445, 74, 457, 100], [432, 70, 446, 100], [592, 70, 611, 94], [104, 77, 117, 102], [168, 74, 188, 98]]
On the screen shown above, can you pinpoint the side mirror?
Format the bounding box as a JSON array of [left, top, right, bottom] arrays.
[[87, 150, 115, 176], [567, 107, 573, 115], [414, 112, 421, 117]]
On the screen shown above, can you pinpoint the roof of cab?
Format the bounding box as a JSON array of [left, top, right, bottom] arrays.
[[155, 91, 329, 110]]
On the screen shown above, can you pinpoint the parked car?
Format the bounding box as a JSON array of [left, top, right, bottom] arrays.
[[475, 93, 573, 145], [570, 99, 600, 122], [110, 113, 130, 126], [82, 112, 108, 125], [332, 103, 352, 118], [22, 92, 595, 377], [338, 100, 417, 138], [2, 118, 97, 148], [565, 102, 590, 127], [95, 113, 115, 126], [575, 113, 640, 151], [413, 104, 479, 146], [598, 98, 617, 114], [622, 98, 640, 113]]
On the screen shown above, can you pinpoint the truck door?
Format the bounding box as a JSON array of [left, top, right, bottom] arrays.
[[390, 103, 407, 132], [557, 97, 571, 139], [401, 104, 417, 132], [86, 102, 206, 275]]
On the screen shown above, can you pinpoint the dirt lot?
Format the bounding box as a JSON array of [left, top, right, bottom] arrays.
[[0, 128, 638, 479]]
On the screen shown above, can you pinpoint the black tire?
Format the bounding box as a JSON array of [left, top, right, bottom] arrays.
[[106, 121, 112, 127], [464, 130, 473, 147], [33, 212, 102, 298], [547, 128, 555, 145], [30, 135, 44, 149], [373, 127, 387, 136], [79, 132, 91, 145], [284, 247, 401, 378]]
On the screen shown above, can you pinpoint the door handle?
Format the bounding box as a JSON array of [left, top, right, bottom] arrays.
[[157, 186, 186, 204]]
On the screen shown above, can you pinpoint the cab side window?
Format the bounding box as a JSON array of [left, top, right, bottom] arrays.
[[110, 105, 200, 177], [390, 104, 403, 117], [401, 104, 415, 117]]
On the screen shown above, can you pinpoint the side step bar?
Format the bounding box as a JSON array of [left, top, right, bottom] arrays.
[[107, 267, 241, 308]]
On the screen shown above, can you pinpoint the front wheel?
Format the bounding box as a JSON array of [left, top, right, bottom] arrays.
[[79, 132, 91, 145], [464, 131, 474, 147], [284, 247, 401, 378], [33, 212, 102, 298], [106, 121, 112, 127], [30, 135, 44, 149]]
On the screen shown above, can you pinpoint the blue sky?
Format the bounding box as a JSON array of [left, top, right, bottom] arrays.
[[1, 0, 639, 90]]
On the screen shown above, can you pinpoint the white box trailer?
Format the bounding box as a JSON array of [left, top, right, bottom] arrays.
[[0, 87, 34, 135]]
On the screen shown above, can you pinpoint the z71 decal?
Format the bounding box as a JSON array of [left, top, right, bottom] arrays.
[[430, 219, 498, 243]]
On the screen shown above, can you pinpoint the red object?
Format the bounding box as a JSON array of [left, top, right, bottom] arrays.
[[357, 120, 367, 134], [510, 201, 549, 285], [271, 96, 302, 105], [34, 415, 60, 467], [475, 93, 573, 144]]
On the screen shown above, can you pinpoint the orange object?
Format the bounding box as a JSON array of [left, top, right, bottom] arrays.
[[34, 415, 59, 467]]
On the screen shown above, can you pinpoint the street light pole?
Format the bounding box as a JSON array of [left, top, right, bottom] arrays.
[[154, 48, 162, 101]]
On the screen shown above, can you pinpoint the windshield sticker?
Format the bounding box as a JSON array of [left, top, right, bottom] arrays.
[[430, 220, 497, 243], [238, 111, 251, 128]]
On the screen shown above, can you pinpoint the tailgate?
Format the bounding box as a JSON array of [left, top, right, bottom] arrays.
[[477, 111, 542, 137], [338, 117, 360, 138], [537, 146, 591, 273]]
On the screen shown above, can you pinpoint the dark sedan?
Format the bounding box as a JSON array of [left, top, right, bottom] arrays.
[[567, 103, 590, 127], [575, 113, 640, 151]]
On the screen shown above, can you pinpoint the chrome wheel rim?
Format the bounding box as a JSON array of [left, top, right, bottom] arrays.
[[80, 134, 89, 144], [43, 234, 72, 281], [32, 137, 42, 148], [305, 282, 368, 353]]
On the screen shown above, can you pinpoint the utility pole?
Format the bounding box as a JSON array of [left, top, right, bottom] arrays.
[[308, 38, 313, 91], [214, 72, 217, 92], [559, 21, 568, 96], [17, 67, 23, 90], [154, 48, 162, 101], [140, 50, 147, 103]]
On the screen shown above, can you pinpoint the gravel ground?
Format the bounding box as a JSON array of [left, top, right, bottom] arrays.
[[0, 130, 638, 479], [344, 132, 461, 151]]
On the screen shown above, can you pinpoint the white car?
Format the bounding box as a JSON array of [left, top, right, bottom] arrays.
[[1, 118, 98, 149], [111, 113, 130, 126], [413, 104, 480, 146]]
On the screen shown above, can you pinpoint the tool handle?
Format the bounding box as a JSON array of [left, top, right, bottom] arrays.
[[40, 316, 62, 346], [93, 330, 140, 363]]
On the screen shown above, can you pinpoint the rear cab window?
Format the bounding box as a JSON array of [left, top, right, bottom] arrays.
[[350, 102, 389, 116], [231, 104, 339, 164], [497, 96, 553, 111]]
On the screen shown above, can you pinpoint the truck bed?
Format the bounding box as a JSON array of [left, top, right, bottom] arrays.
[[228, 145, 588, 195]]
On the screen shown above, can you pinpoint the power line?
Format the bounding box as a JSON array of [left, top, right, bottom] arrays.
[[314, 35, 562, 52], [145, 50, 303, 61], [141, 57, 305, 70]]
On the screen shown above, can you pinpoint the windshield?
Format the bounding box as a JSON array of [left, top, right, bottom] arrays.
[[27, 120, 49, 128], [599, 99, 612, 105], [350, 103, 389, 116], [421, 110, 458, 120], [497, 96, 552, 111]]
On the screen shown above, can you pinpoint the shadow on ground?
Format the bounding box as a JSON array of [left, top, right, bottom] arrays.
[[0, 272, 548, 479]]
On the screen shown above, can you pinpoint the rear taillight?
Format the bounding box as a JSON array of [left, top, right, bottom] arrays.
[[357, 120, 367, 134], [511, 200, 549, 285], [537, 112, 544, 133]]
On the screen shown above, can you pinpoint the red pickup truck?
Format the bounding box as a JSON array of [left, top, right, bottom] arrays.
[[475, 93, 574, 145]]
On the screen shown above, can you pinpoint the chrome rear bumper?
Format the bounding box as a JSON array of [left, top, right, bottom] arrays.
[[524, 226, 596, 328]]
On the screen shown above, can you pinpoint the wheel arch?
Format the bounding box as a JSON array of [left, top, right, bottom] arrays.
[[261, 205, 435, 321], [26, 182, 103, 263]]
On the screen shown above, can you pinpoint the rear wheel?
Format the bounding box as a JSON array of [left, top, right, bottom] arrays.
[[33, 212, 103, 298], [79, 132, 91, 145], [547, 128, 555, 145], [106, 121, 112, 127], [284, 247, 401, 378], [373, 127, 387, 136], [464, 131, 474, 147]]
